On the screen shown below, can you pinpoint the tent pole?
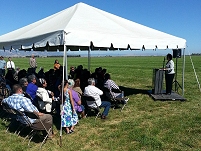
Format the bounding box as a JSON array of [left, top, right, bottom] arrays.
[[65, 47, 68, 80], [88, 47, 91, 71], [59, 32, 67, 147], [182, 48, 185, 96]]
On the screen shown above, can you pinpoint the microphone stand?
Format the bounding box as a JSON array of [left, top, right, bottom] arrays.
[[162, 57, 165, 69], [172, 57, 182, 92]]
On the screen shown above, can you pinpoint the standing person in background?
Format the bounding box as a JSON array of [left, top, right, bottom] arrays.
[[0, 56, 6, 77], [54, 59, 60, 71], [163, 53, 175, 95], [29, 54, 37, 73], [69, 66, 75, 79], [6, 57, 15, 72]]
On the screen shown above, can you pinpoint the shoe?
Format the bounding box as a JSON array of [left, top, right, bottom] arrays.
[[48, 134, 55, 139], [122, 98, 129, 104], [70, 129, 74, 133], [101, 115, 106, 119], [114, 105, 121, 109], [125, 98, 129, 103]]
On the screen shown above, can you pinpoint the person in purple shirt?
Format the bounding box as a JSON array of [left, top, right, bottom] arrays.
[[68, 79, 86, 118], [26, 74, 38, 105]]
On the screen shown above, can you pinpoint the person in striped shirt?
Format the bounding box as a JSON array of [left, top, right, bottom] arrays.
[[104, 73, 129, 104]]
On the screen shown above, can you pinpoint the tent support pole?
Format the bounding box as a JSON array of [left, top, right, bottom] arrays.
[[88, 48, 91, 71], [65, 47, 68, 80], [182, 48, 185, 96], [59, 32, 67, 147]]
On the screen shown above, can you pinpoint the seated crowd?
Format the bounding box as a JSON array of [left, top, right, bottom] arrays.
[[0, 60, 129, 137]]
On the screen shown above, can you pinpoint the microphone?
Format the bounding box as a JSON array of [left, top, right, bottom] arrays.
[[162, 57, 165, 68]]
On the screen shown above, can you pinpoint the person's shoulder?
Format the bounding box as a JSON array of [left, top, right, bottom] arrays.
[[109, 79, 115, 82], [37, 87, 44, 92]]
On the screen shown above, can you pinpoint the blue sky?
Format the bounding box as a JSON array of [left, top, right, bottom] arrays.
[[0, 0, 200, 56]]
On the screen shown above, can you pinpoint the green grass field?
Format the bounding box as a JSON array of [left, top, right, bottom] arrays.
[[0, 55, 201, 151]]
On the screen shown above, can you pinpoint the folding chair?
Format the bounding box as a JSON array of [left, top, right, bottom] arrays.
[[0, 86, 11, 100], [0, 88, 11, 118], [23, 111, 52, 148], [11, 108, 31, 136], [1, 102, 18, 132], [82, 95, 101, 120], [1, 103, 29, 135], [103, 87, 128, 111]]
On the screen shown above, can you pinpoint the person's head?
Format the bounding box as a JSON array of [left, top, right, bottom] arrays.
[[12, 84, 23, 94], [74, 78, 80, 87], [104, 73, 111, 80], [19, 78, 28, 87], [63, 80, 69, 88], [70, 66, 75, 71], [0, 56, 3, 60], [31, 54, 34, 58], [167, 53, 173, 60], [8, 57, 11, 61], [68, 79, 75, 89], [39, 67, 44, 71], [54, 59, 59, 64], [102, 69, 107, 74], [28, 74, 36, 84], [38, 78, 47, 88], [88, 78, 95, 86], [16, 67, 20, 71]]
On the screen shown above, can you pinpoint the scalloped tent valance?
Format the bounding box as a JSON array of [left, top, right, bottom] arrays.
[[0, 2, 186, 51]]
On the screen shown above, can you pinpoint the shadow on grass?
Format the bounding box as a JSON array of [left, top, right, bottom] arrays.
[[119, 86, 149, 96], [1, 120, 50, 145]]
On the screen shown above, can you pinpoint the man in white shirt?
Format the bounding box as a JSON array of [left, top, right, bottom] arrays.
[[84, 78, 111, 119], [6, 57, 15, 71]]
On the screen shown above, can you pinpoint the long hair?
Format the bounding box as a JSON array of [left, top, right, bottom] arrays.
[[74, 78, 80, 87]]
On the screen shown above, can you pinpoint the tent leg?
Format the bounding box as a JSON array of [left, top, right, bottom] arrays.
[[88, 48, 91, 71], [65, 46, 68, 80], [182, 48, 185, 96]]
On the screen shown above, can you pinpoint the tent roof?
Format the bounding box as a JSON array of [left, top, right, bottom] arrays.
[[0, 2, 186, 50]]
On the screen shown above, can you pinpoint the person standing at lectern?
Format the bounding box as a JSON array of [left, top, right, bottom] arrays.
[[163, 53, 175, 95]]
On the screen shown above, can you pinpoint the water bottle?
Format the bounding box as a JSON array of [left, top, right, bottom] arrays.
[[121, 91, 124, 98]]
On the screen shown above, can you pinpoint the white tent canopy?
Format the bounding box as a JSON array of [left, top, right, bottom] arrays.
[[0, 2, 186, 50]]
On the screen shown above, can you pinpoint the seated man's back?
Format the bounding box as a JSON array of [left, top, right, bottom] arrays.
[[2, 84, 53, 137], [84, 78, 111, 119]]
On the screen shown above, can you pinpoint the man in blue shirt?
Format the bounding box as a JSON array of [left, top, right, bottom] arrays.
[[26, 74, 38, 105], [2, 84, 53, 138]]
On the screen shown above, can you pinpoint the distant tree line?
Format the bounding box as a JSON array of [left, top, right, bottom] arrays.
[[23, 55, 81, 58], [191, 53, 201, 56]]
